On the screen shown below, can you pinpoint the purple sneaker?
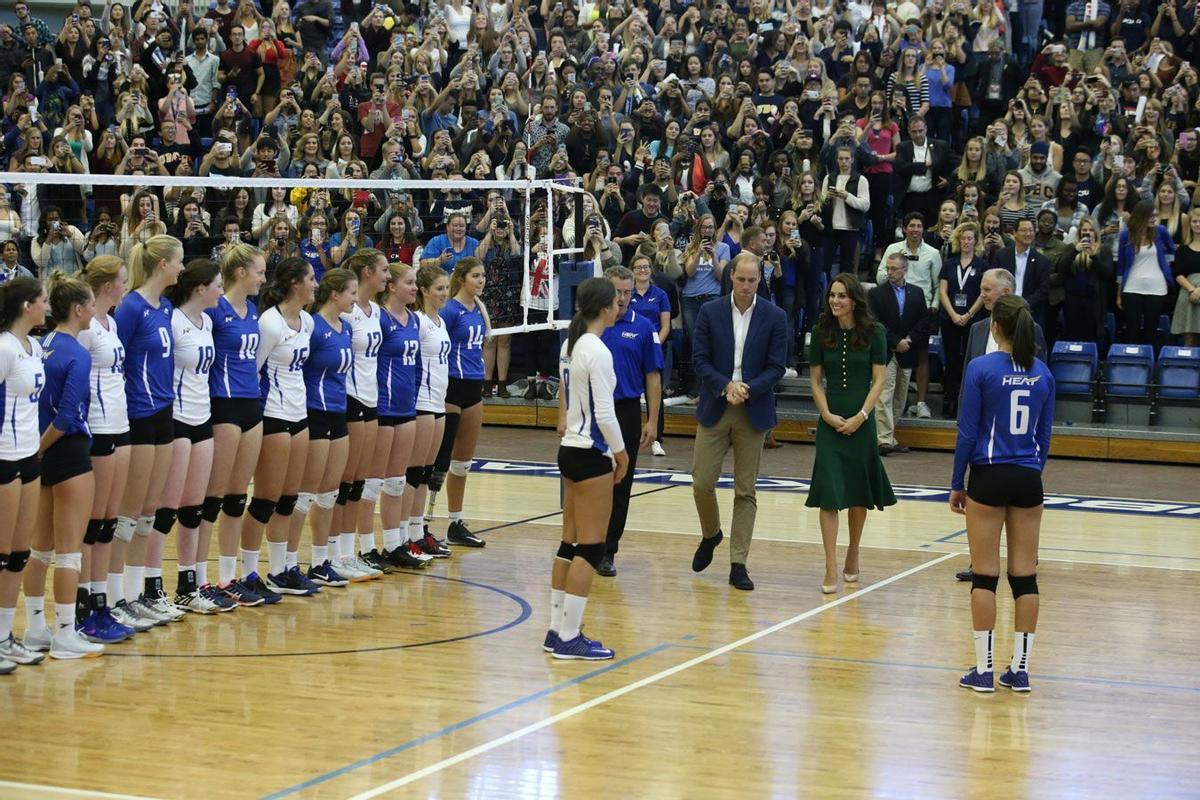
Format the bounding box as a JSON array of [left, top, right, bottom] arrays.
[[552, 633, 615, 661], [542, 629, 561, 653], [999, 668, 1031, 692], [959, 667, 995, 693], [80, 611, 130, 644]]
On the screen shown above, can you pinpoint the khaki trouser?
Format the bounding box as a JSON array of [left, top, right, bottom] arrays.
[[875, 358, 912, 447], [691, 404, 765, 565], [1067, 48, 1104, 74]]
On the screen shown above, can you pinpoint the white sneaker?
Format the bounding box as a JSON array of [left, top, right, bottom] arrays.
[[0, 657, 14, 674], [112, 601, 153, 632], [22, 626, 52, 652], [783, 367, 798, 380], [174, 590, 218, 615], [0, 633, 45, 664], [406, 542, 434, 564], [49, 627, 104, 659], [148, 595, 186, 622], [335, 557, 369, 582], [353, 555, 382, 579], [651, 440, 666, 457], [132, 597, 172, 626], [909, 401, 932, 419]]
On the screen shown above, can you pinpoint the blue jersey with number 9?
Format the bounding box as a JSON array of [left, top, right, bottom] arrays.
[[113, 291, 175, 420]]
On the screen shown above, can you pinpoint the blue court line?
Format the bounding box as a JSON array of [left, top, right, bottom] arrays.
[[669, 644, 1200, 694], [260, 642, 673, 799], [1038, 546, 1200, 562], [935, 529, 967, 542]]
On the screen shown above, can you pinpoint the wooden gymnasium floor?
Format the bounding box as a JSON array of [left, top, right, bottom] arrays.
[[1, 430, 1198, 800]]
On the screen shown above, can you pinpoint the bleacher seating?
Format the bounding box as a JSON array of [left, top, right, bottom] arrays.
[[1105, 344, 1155, 398], [1050, 342, 1098, 395], [1157, 347, 1200, 400]]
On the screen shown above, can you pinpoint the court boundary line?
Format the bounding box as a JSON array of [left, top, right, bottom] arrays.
[[342, 552, 958, 799], [0, 781, 160, 800]]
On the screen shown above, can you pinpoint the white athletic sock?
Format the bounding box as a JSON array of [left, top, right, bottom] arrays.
[[1010, 631, 1035, 673], [285, 550, 299, 570], [973, 630, 994, 674], [359, 532, 376, 555], [91, 580, 105, 597], [196, 562, 208, 586], [25, 596, 46, 632], [146, 567, 162, 580], [449, 511, 463, 524], [217, 556, 235, 584], [239, 549, 260, 578], [0, 607, 15, 640], [124, 565, 144, 601], [550, 589, 565, 633], [560, 593, 588, 641], [397, 520, 409, 543], [408, 517, 424, 542], [383, 528, 401, 550], [107, 573, 124, 605], [312, 544, 328, 566], [55, 603, 75, 631], [267, 541, 287, 575]]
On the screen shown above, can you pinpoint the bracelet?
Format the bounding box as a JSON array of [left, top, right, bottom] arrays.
[[859, 409, 869, 421]]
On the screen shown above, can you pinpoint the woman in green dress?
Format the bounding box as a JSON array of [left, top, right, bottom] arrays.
[[807, 273, 897, 594]]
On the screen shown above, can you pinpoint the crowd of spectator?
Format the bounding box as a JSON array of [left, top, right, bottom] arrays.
[[0, 0, 1198, 404]]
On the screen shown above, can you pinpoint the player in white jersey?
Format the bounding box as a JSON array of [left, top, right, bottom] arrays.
[[0, 277, 49, 671], [335, 250, 388, 580], [75, 257, 143, 637], [407, 266, 453, 559], [547, 278, 627, 662], [157, 261, 222, 617], [253, 259, 323, 597]]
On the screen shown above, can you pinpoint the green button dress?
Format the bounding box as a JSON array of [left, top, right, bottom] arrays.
[[805, 322, 898, 511]]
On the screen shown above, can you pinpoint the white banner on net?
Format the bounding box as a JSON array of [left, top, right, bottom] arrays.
[[1, 171, 589, 336]]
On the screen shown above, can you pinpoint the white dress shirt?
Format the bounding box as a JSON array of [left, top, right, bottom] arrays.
[[731, 294, 756, 382], [1013, 247, 1030, 296], [909, 141, 933, 194]]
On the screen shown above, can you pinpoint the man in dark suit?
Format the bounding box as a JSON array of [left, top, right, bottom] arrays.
[[689, 254, 788, 591], [893, 114, 952, 231], [867, 253, 930, 455], [988, 218, 1051, 331]]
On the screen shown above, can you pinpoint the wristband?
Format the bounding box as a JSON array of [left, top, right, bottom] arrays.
[[859, 409, 869, 422]]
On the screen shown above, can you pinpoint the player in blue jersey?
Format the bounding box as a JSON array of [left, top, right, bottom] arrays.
[[252, 258, 324, 597], [299, 269, 358, 587], [950, 295, 1055, 694], [373, 262, 430, 570], [335, 249, 388, 581], [547, 278, 627, 661], [154, 261, 224, 616], [427, 257, 490, 548], [408, 266, 453, 559], [0, 277, 49, 672], [76, 257, 142, 637], [112, 235, 183, 627], [201, 245, 274, 608], [629, 254, 672, 456], [20, 273, 104, 659]]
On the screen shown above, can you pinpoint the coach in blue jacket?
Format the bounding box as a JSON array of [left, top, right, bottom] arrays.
[[689, 253, 788, 591]]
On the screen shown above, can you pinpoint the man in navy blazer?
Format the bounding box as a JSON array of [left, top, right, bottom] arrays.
[[689, 254, 788, 591]]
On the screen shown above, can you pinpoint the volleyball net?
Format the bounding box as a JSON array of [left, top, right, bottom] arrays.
[[0, 171, 593, 336]]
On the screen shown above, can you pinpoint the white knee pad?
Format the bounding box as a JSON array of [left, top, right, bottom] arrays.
[[362, 477, 383, 502], [54, 551, 82, 571], [135, 515, 154, 537], [294, 493, 315, 515], [449, 459, 472, 477], [114, 517, 137, 542], [31, 548, 54, 566], [382, 477, 406, 497], [314, 490, 338, 510]]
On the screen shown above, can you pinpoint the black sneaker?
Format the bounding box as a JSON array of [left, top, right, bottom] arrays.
[[420, 531, 452, 558], [447, 520, 485, 548], [384, 545, 429, 569], [360, 549, 394, 574], [243, 572, 283, 605], [597, 556, 617, 577]]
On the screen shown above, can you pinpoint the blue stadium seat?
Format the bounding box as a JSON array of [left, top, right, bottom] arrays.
[[1158, 346, 1200, 399], [1049, 342, 1098, 396], [1105, 344, 1155, 398], [928, 334, 944, 383]]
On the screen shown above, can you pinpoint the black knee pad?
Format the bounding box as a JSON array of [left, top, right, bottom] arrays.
[[177, 505, 204, 529], [421, 464, 436, 488], [153, 508, 178, 536], [83, 519, 103, 545], [6, 550, 30, 572], [1008, 573, 1039, 599], [276, 494, 298, 517], [96, 519, 116, 544], [971, 572, 1000, 593], [575, 542, 605, 570], [0, 553, 7, 570], [348, 479, 365, 502], [222, 493, 248, 518], [405, 466, 424, 488], [248, 496, 278, 524], [202, 496, 223, 523], [335, 482, 352, 507], [555, 541, 576, 562]]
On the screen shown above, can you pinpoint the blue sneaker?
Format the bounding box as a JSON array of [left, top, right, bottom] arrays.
[[289, 565, 321, 595], [552, 633, 615, 661], [80, 611, 130, 644], [96, 608, 135, 640], [200, 584, 237, 612], [243, 572, 282, 605], [959, 668, 995, 693], [999, 668, 1031, 693], [308, 560, 349, 587], [542, 630, 561, 653], [221, 580, 264, 607]]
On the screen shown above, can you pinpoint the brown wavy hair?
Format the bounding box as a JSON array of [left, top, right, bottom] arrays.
[[816, 271, 876, 351]]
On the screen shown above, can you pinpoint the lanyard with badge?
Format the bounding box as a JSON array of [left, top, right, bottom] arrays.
[[953, 262, 973, 310]]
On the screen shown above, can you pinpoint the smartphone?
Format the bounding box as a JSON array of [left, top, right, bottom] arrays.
[[216, 142, 232, 156], [226, 87, 237, 101]]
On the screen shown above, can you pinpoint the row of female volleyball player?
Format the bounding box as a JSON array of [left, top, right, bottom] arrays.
[[0, 236, 492, 667]]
